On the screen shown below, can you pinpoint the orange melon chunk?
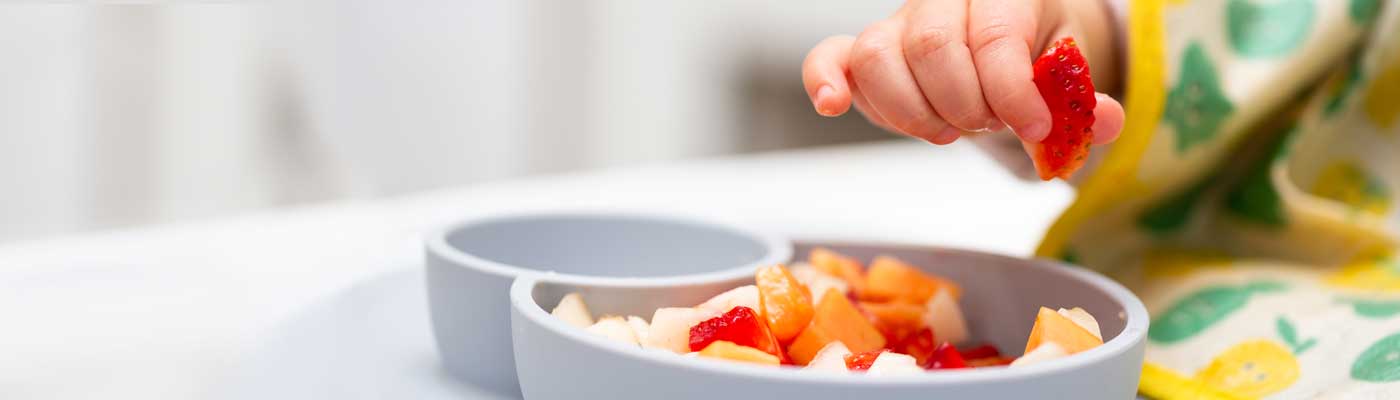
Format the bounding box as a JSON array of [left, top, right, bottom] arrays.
[[1023, 307, 1103, 355], [864, 256, 962, 303], [859, 300, 927, 342], [808, 247, 868, 297], [697, 340, 781, 365], [756, 265, 814, 342], [787, 288, 887, 365]]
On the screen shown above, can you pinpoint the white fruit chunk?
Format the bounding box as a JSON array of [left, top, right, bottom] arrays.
[[790, 263, 849, 303], [586, 316, 639, 345], [1010, 342, 1068, 367], [552, 292, 594, 329], [643, 307, 711, 354], [922, 288, 969, 345], [866, 352, 923, 376], [696, 285, 760, 315], [1057, 307, 1102, 340], [803, 341, 853, 373], [626, 315, 651, 344]]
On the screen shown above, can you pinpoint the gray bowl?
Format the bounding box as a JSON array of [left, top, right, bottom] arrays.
[[425, 212, 792, 397], [510, 243, 1148, 400]]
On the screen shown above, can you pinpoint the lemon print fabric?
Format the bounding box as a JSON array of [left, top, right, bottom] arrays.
[[1165, 43, 1236, 155], [1196, 339, 1302, 397], [1150, 281, 1287, 344], [1143, 248, 1235, 278], [1227, 0, 1316, 58], [1353, 332, 1400, 382], [1338, 297, 1400, 318], [1139, 178, 1213, 236], [1312, 160, 1393, 216], [1324, 52, 1366, 117], [1327, 251, 1400, 292], [1224, 127, 1297, 227], [1365, 59, 1400, 130], [1351, 0, 1382, 24]]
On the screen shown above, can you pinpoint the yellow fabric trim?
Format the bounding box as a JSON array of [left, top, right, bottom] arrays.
[[1035, 0, 1170, 259], [1139, 363, 1252, 400]]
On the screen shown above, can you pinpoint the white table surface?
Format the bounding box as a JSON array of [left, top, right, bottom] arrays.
[[0, 141, 1073, 399]]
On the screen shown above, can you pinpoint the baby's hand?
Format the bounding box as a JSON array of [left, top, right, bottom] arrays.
[[802, 0, 1124, 146]]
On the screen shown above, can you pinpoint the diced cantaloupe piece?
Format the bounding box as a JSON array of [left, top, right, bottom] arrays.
[[756, 265, 814, 342], [809, 247, 868, 296], [787, 288, 887, 365], [1023, 307, 1103, 355], [697, 340, 781, 365], [859, 300, 926, 341], [864, 256, 962, 303]]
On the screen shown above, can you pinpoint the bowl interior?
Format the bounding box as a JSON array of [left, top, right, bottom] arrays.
[[528, 242, 1134, 357], [445, 214, 778, 278]]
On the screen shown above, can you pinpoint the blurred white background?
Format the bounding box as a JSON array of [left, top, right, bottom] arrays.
[[0, 1, 908, 244]]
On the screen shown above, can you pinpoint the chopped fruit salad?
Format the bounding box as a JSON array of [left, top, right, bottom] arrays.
[[550, 248, 1106, 375]]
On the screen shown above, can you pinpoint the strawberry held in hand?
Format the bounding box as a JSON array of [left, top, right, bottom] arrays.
[[1028, 37, 1096, 181]]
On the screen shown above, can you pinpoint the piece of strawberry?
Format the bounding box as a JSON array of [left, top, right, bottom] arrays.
[[891, 328, 937, 368], [688, 306, 786, 362], [958, 344, 1002, 360], [1027, 37, 1096, 181], [927, 342, 968, 369], [844, 349, 886, 371]]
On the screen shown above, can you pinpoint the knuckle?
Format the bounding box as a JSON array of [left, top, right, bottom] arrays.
[[850, 20, 900, 72], [904, 25, 960, 60], [969, 22, 1020, 55], [849, 38, 893, 74]]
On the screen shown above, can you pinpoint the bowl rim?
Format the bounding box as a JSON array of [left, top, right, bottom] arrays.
[[427, 210, 793, 287], [509, 242, 1149, 386]]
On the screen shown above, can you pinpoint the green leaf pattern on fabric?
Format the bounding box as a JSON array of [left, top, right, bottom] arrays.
[[1353, 332, 1400, 382], [1164, 43, 1236, 154], [1149, 281, 1287, 344], [1276, 316, 1317, 354], [1227, 0, 1316, 58]]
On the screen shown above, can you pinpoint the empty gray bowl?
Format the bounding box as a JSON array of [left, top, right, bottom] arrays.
[[425, 212, 791, 397], [509, 243, 1148, 400]]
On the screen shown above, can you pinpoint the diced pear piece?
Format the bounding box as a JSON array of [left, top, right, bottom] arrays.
[[790, 263, 849, 303], [627, 316, 651, 344], [643, 307, 711, 354], [1057, 307, 1102, 340], [866, 352, 923, 376], [1010, 342, 1068, 367], [696, 285, 760, 316], [552, 293, 594, 329], [586, 316, 638, 345], [923, 288, 969, 345], [804, 341, 853, 373]]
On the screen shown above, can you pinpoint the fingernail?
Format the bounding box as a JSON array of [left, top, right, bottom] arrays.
[[930, 126, 961, 145], [1016, 122, 1049, 142], [982, 118, 1006, 133], [814, 85, 835, 116]]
